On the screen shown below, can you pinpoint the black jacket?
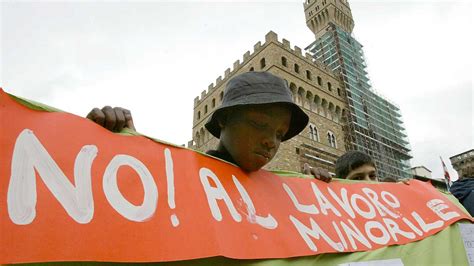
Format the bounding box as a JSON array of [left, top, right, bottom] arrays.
[[450, 178, 474, 216]]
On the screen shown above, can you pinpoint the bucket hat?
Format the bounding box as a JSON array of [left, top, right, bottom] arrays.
[[205, 71, 309, 141]]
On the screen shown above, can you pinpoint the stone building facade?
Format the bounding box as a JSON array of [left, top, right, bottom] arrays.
[[450, 149, 474, 178], [189, 31, 347, 174]]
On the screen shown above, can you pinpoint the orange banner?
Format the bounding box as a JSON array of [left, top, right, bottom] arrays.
[[0, 89, 472, 264]]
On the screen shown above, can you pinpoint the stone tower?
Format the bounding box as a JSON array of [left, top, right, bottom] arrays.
[[304, 0, 354, 38], [304, 0, 412, 180]]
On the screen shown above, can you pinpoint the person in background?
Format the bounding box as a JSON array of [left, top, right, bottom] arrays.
[[335, 150, 378, 181], [87, 71, 330, 181], [450, 167, 474, 216]]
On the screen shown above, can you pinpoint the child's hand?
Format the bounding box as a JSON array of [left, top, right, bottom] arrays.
[[399, 179, 410, 185], [303, 163, 332, 182], [86, 106, 135, 132]]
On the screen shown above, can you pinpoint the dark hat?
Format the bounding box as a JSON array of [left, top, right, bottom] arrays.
[[205, 71, 309, 141]]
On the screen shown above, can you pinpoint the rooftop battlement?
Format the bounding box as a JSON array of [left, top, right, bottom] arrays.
[[194, 31, 338, 106], [303, 0, 350, 9]]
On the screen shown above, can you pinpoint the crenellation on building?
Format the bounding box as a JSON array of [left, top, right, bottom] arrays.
[[224, 68, 231, 78], [294, 46, 302, 56], [265, 31, 278, 42], [243, 51, 251, 61], [267, 34, 335, 76], [254, 41, 262, 51], [194, 30, 338, 106], [207, 83, 214, 92], [215, 76, 222, 86], [233, 60, 240, 71], [282, 38, 291, 49]]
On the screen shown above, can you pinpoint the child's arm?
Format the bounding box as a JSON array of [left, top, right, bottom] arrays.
[[302, 163, 332, 182], [86, 106, 135, 132]]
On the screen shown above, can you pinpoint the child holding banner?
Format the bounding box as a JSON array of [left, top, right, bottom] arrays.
[[86, 71, 331, 181], [335, 150, 378, 181]]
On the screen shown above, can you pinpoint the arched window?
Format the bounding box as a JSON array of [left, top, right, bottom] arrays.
[[335, 106, 341, 123], [200, 128, 205, 147], [281, 56, 288, 67], [195, 132, 200, 146], [327, 82, 332, 91], [321, 98, 328, 117], [204, 105, 208, 114], [306, 91, 313, 110], [297, 87, 305, 106], [328, 102, 335, 120], [289, 83, 297, 103], [260, 58, 266, 69], [212, 98, 216, 108], [306, 70, 312, 80], [314, 94, 321, 114], [249, 67, 254, 71], [197, 111, 201, 120], [337, 88, 341, 96], [327, 131, 337, 148], [294, 64, 300, 73], [219, 91, 224, 101], [309, 124, 319, 141], [317, 76, 322, 86]]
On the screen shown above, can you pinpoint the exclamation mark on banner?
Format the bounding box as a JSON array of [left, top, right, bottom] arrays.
[[165, 148, 179, 227]]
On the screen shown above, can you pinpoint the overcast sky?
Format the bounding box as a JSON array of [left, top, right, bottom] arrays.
[[1, 0, 472, 181]]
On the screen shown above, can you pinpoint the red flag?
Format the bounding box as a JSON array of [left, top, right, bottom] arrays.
[[440, 156, 452, 189]]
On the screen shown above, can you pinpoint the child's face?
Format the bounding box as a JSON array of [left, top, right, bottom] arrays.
[[218, 104, 291, 172], [346, 164, 378, 181]]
